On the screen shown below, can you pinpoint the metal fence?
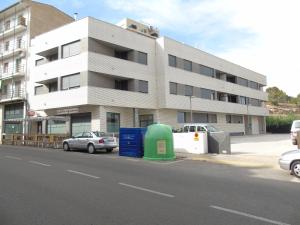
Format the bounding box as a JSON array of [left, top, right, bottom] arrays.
[[2, 134, 70, 149]]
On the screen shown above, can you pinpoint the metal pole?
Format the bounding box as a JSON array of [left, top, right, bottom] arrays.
[[189, 95, 193, 123]]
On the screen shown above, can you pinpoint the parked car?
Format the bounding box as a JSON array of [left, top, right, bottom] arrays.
[[291, 120, 300, 145], [182, 123, 220, 133], [62, 131, 118, 154], [279, 150, 300, 178]]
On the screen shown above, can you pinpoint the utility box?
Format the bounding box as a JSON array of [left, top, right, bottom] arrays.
[[208, 131, 231, 154], [119, 128, 147, 157], [144, 124, 175, 161]]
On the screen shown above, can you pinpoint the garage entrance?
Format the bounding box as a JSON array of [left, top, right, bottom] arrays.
[[71, 113, 91, 136]]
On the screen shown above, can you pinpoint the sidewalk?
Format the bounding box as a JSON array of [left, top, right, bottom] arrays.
[[177, 134, 296, 170]]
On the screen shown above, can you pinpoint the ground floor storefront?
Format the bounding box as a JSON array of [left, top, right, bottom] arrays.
[[0, 104, 266, 142]]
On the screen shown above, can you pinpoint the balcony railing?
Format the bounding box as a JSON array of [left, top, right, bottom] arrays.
[[0, 40, 26, 55], [0, 64, 25, 78], [0, 89, 25, 101], [0, 16, 27, 33]]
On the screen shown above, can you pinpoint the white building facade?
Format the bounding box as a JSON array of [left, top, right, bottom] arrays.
[[0, 0, 73, 141], [28, 17, 268, 136]]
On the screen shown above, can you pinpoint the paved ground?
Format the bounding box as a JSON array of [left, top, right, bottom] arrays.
[[0, 144, 299, 225]]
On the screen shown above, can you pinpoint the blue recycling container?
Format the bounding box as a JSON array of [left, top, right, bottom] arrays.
[[119, 128, 147, 157]]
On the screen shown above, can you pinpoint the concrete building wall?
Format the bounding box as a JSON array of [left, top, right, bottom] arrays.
[[29, 2, 74, 39]]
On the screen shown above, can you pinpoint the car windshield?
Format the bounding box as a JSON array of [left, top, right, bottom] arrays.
[[205, 125, 219, 132], [294, 122, 300, 128]]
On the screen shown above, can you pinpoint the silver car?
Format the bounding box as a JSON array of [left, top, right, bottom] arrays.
[[63, 131, 118, 154], [279, 150, 300, 178]]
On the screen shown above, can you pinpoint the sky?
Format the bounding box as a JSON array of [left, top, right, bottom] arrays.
[[1, 0, 299, 97]]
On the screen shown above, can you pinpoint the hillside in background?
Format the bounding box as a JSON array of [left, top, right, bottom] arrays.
[[267, 103, 300, 115]]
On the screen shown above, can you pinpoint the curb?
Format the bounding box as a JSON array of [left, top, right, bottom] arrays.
[[190, 157, 276, 169]]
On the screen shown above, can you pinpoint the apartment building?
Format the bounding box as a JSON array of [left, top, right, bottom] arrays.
[[27, 17, 268, 136], [0, 0, 73, 141]]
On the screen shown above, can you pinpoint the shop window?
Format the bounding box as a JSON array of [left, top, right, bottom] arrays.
[[139, 114, 153, 127], [107, 112, 120, 133]]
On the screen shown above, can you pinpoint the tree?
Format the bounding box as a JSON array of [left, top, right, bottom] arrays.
[[266, 87, 289, 105]]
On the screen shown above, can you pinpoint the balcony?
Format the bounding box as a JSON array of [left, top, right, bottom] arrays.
[[0, 89, 25, 102], [0, 17, 27, 38], [0, 64, 26, 80], [0, 41, 26, 60]]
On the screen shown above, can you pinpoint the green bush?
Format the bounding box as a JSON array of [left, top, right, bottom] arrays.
[[266, 114, 300, 133]]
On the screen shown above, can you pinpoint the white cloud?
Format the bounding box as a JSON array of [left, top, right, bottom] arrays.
[[104, 0, 300, 96]]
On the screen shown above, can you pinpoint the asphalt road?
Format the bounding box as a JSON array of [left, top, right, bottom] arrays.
[[0, 145, 299, 225]]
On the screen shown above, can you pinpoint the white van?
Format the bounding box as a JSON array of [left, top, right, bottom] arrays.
[[183, 123, 219, 133], [291, 120, 300, 145]]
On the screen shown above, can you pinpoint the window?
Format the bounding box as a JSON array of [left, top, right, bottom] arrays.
[[129, 24, 137, 29], [248, 81, 259, 90], [177, 112, 186, 123], [139, 114, 153, 127], [138, 80, 148, 93], [201, 88, 213, 100], [184, 85, 193, 96], [35, 58, 45, 66], [137, 51, 147, 65], [228, 94, 238, 103], [237, 77, 248, 87], [226, 74, 236, 83], [193, 113, 217, 123], [35, 86, 44, 95], [15, 58, 22, 72], [169, 82, 177, 95], [115, 50, 129, 60], [183, 59, 192, 71], [3, 63, 9, 73], [226, 115, 243, 124], [62, 40, 80, 58], [199, 65, 214, 77], [208, 114, 217, 123], [5, 41, 9, 51], [240, 96, 248, 105], [48, 81, 58, 92], [61, 73, 80, 90], [193, 113, 207, 123], [249, 98, 261, 107], [5, 20, 10, 30], [4, 103, 24, 120], [168, 55, 177, 67], [107, 112, 120, 133], [17, 37, 23, 49], [115, 80, 128, 91]]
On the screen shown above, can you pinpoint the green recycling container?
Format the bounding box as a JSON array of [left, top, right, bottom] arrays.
[[143, 124, 175, 161]]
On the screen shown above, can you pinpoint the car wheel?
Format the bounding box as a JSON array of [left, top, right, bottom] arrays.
[[63, 142, 70, 151], [291, 161, 300, 178], [106, 148, 113, 153], [87, 144, 95, 154]]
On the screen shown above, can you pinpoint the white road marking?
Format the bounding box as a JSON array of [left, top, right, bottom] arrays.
[[210, 205, 290, 225], [67, 170, 100, 179], [5, 156, 22, 160], [118, 182, 175, 198], [29, 161, 51, 167]]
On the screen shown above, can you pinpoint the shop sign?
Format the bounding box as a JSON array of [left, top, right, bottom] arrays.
[[56, 107, 79, 115]]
